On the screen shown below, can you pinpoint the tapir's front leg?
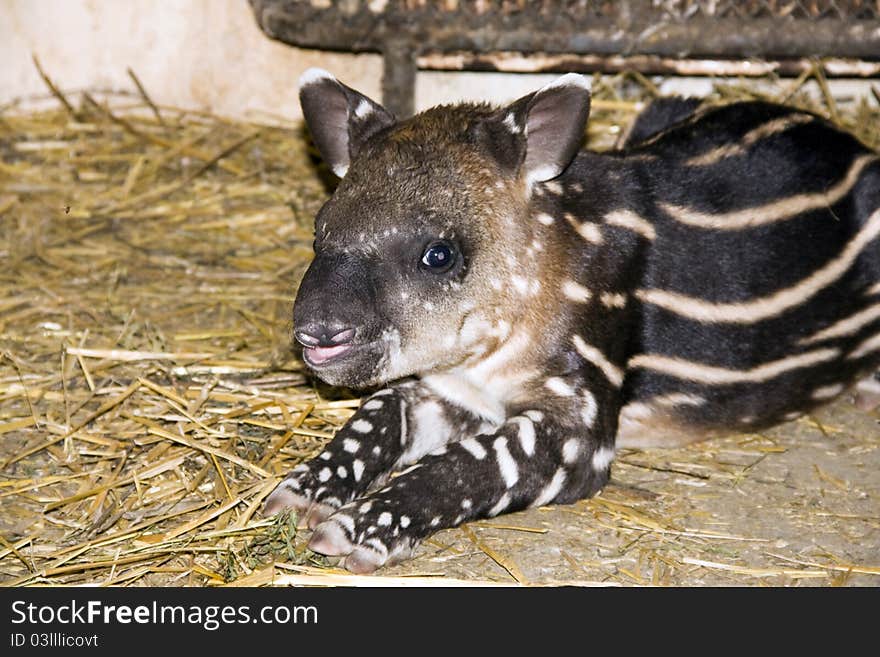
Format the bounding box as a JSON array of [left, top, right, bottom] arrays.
[[308, 373, 619, 573], [264, 381, 490, 527]]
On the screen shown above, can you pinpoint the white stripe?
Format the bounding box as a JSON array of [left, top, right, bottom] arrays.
[[604, 209, 656, 240], [591, 446, 616, 471], [636, 207, 880, 324], [572, 335, 624, 387], [494, 437, 519, 488], [628, 348, 839, 384], [545, 377, 574, 396], [661, 154, 876, 230], [799, 301, 880, 344], [864, 281, 880, 297], [685, 113, 814, 167], [580, 389, 598, 428], [562, 438, 580, 464], [511, 416, 536, 456], [489, 492, 511, 516], [848, 333, 880, 359], [811, 383, 845, 400], [531, 468, 567, 508], [459, 438, 487, 460]]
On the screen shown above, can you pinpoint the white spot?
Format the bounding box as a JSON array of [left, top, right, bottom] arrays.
[[494, 437, 519, 488], [489, 493, 511, 516], [461, 499, 472, 509], [544, 181, 564, 195], [352, 459, 365, 481], [600, 292, 627, 309], [363, 399, 384, 411], [459, 438, 487, 460], [319, 451, 332, 461], [536, 213, 555, 225], [336, 466, 348, 479], [377, 512, 393, 526], [359, 501, 372, 513], [545, 377, 574, 396], [343, 438, 360, 453], [400, 516, 411, 528], [562, 439, 579, 464], [532, 468, 567, 508], [568, 216, 604, 244], [524, 409, 544, 423], [430, 516, 441, 527], [511, 275, 530, 295], [581, 389, 598, 427], [372, 446, 381, 456], [591, 446, 616, 471], [562, 279, 592, 303], [318, 467, 332, 482], [783, 411, 802, 421], [423, 301, 435, 311], [354, 99, 373, 118], [512, 416, 536, 456], [351, 419, 373, 433], [502, 112, 522, 134]]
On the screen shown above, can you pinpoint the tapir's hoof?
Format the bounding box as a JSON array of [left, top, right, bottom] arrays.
[[263, 485, 336, 529], [308, 519, 354, 557]]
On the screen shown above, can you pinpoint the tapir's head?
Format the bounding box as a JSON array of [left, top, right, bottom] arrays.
[[293, 69, 591, 387]]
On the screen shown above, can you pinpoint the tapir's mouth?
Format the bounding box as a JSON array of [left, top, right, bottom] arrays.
[[301, 343, 354, 366]]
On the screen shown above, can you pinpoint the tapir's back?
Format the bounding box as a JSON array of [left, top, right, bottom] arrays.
[[566, 102, 880, 445]]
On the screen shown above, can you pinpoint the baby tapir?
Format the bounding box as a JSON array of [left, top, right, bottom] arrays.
[[264, 68, 880, 573]]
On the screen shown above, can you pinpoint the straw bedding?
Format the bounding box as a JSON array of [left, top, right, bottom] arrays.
[[1, 64, 878, 586]]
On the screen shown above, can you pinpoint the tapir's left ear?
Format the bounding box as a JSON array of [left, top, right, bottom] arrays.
[[478, 74, 591, 187], [298, 68, 396, 178]]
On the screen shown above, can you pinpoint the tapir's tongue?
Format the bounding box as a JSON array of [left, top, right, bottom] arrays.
[[304, 344, 352, 365]]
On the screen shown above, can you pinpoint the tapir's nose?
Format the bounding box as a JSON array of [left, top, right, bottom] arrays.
[[293, 250, 377, 347], [295, 324, 356, 348]]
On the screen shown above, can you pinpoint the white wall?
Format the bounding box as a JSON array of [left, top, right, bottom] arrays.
[[1, 0, 383, 122], [2, 1, 875, 122], [1, 0, 564, 122]]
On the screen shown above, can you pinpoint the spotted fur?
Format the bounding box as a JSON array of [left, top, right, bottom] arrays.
[[264, 69, 880, 572]]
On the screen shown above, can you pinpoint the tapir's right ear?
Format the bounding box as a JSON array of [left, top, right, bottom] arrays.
[[298, 68, 396, 178]]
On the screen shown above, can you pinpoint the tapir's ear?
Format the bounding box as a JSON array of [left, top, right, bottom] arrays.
[[298, 68, 396, 178], [484, 73, 591, 187]]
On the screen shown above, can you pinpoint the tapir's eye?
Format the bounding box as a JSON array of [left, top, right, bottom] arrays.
[[420, 241, 456, 273]]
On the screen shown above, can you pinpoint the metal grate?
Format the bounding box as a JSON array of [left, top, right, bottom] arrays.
[[654, 0, 879, 20], [250, 0, 880, 116]]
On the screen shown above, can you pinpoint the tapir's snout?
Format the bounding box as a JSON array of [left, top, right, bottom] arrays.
[[293, 250, 384, 385]]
